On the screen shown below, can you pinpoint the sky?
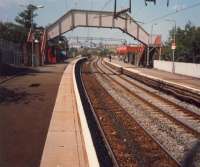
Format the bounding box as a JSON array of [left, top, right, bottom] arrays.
[[0, 0, 200, 44]]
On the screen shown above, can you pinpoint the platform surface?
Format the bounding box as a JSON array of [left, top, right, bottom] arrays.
[[107, 58, 200, 90], [0, 63, 69, 167], [40, 60, 88, 167]]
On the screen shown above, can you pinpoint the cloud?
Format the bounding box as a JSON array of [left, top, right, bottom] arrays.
[[0, 0, 27, 8]]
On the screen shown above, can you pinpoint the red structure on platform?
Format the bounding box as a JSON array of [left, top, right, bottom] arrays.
[[116, 45, 145, 55], [47, 48, 57, 64]]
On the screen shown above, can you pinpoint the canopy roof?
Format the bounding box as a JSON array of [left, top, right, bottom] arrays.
[[116, 45, 145, 55]]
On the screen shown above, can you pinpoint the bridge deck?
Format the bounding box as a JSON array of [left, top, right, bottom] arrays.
[[40, 60, 88, 167], [47, 9, 152, 45]]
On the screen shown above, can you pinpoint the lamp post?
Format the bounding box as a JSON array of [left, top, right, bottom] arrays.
[[147, 23, 157, 67], [20, 4, 44, 67], [165, 19, 176, 73]]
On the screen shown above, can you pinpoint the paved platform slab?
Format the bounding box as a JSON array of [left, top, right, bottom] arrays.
[[0, 63, 68, 167], [40, 60, 89, 167], [107, 58, 200, 91]]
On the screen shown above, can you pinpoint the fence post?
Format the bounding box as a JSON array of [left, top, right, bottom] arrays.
[[0, 39, 24, 65]]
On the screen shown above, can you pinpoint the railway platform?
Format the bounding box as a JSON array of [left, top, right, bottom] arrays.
[[40, 58, 98, 167], [105, 58, 200, 92]]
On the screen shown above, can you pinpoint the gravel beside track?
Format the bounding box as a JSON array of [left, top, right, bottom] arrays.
[[102, 60, 200, 136], [94, 57, 198, 166], [81, 57, 180, 167], [94, 57, 200, 165]]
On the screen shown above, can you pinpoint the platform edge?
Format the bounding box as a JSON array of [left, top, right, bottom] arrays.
[[73, 57, 100, 167]]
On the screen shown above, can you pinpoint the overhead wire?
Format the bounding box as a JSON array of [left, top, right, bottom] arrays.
[[145, 1, 200, 24]]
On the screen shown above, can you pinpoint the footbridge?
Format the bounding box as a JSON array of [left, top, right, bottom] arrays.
[[47, 9, 151, 45]]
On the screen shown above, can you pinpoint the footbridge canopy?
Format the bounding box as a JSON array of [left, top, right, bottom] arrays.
[[46, 9, 150, 45]]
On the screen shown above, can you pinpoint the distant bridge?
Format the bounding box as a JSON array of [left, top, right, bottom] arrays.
[[46, 9, 151, 45]]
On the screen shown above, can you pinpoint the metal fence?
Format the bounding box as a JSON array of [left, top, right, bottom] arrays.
[[0, 39, 24, 65]]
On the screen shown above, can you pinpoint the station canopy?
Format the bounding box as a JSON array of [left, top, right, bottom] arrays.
[[116, 45, 145, 55]]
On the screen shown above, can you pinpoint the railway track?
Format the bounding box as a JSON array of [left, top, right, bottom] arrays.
[[92, 57, 200, 164], [100, 58, 200, 139], [81, 57, 180, 167], [104, 59, 200, 107], [75, 59, 117, 167]]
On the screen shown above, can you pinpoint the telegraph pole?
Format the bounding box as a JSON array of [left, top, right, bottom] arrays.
[[20, 4, 44, 67]]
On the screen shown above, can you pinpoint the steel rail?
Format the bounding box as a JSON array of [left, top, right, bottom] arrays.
[[101, 60, 200, 120], [94, 57, 181, 167], [104, 60, 200, 107], [98, 59, 200, 139], [79, 58, 120, 167]]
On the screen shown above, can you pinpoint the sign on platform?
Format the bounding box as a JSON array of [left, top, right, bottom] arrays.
[[171, 42, 176, 50]]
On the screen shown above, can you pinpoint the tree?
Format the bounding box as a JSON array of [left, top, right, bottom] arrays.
[[0, 22, 27, 43], [0, 4, 39, 43], [162, 21, 200, 63], [15, 4, 38, 30], [0, 4, 42, 68]]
